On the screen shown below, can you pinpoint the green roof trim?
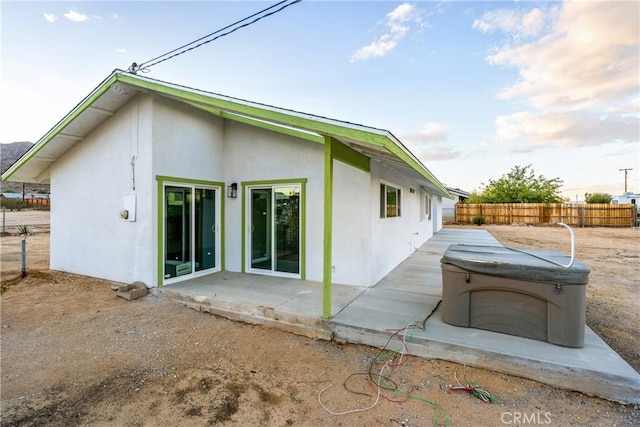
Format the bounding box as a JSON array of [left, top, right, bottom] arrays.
[[120, 74, 450, 198], [332, 138, 370, 173], [116, 73, 389, 148], [2, 70, 450, 201], [1, 72, 120, 181], [382, 140, 450, 197], [184, 101, 324, 144]]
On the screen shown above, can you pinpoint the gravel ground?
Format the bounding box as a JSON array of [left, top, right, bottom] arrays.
[[1, 220, 639, 426]]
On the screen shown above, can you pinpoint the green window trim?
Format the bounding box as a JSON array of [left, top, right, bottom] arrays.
[[240, 178, 307, 280], [156, 175, 225, 287]]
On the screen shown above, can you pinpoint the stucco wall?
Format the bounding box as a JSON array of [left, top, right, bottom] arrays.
[[50, 95, 155, 285], [221, 120, 325, 280], [332, 159, 371, 286], [152, 96, 225, 182], [49, 92, 441, 289], [369, 161, 436, 285]]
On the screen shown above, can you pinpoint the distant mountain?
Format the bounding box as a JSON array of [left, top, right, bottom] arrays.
[[1, 142, 50, 193]]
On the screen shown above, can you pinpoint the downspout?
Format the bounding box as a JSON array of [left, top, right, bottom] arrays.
[[322, 136, 333, 319]]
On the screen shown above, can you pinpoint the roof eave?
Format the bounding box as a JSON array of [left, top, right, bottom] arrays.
[[2, 70, 451, 199], [1, 70, 123, 183]]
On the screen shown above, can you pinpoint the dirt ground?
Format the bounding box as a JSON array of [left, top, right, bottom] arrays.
[[1, 220, 639, 426]]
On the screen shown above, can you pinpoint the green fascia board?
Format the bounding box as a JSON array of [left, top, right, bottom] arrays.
[[155, 175, 226, 287], [382, 141, 451, 198], [3, 69, 449, 202], [1, 72, 121, 182], [331, 139, 370, 172], [184, 101, 324, 144], [118, 74, 446, 195], [116, 73, 389, 148]]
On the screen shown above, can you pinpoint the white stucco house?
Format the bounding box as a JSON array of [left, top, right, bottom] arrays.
[[2, 70, 451, 317], [442, 187, 471, 223]]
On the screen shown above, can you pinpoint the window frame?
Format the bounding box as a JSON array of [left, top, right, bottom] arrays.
[[380, 182, 402, 219], [425, 194, 432, 221]]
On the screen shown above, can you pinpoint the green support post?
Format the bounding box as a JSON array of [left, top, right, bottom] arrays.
[[322, 136, 333, 319]]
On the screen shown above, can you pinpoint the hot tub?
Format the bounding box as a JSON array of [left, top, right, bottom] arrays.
[[440, 244, 590, 348]]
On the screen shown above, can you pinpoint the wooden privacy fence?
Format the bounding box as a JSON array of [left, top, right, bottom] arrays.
[[455, 203, 638, 227], [23, 196, 50, 208]]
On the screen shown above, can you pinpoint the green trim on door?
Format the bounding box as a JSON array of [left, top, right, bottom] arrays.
[[155, 175, 225, 287], [241, 178, 307, 279]]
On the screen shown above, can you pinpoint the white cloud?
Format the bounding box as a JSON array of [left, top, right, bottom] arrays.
[[401, 123, 461, 161], [495, 110, 639, 149], [111, 13, 119, 20], [473, 7, 547, 38], [521, 8, 544, 37], [476, 1, 639, 148], [64, 9, 89, 22], [115, 48, 128, 54], [403, 122, 448, 142], [43, 13, 58, 23], [350, 3, 422, 62]]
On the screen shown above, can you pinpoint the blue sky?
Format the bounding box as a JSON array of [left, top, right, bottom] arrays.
[[1, 1, 638, 199]]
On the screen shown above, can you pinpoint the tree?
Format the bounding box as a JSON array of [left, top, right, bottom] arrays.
[[475, 165, 563, 203], [585, 193, 612, 204], [465, 190, 484, 204]]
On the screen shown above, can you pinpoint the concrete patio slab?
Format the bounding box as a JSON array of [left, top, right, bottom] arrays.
[[160, 271, 365, 340], [160, 228, 640, 404], [330, 228, 640, 405]]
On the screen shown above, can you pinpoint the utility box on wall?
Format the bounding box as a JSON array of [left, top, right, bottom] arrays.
[[123, 193, 136, 222], [440, 244, 590, 348]]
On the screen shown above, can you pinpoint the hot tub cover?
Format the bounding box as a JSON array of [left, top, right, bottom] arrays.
[[441, 244, 590, 285]]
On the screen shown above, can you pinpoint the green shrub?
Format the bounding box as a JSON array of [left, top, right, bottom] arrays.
[[472, 215, 486, 225], [0, 199, 26, 211], [585, 193, 612, 204]]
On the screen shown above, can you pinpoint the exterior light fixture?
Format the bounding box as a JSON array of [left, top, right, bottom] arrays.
[[227, 183, 238, 198]]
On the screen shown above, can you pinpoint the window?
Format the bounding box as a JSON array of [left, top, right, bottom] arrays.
[[380, 183, 401, 218], [425, 194, 432, 220]]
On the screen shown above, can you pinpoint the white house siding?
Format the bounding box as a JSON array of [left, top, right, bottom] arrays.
[[435, 195, 443, 231], [152, 96, 225, 182], [50, 95, 155, 285], [369, 161, 435, 286], [332, 159, 371, 286], [49, 92, 442, 289], [221, 120, 325, 280]]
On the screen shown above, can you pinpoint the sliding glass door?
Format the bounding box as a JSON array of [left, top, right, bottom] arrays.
[[164, 183, 220, 282], [248, 185, 301, 277]]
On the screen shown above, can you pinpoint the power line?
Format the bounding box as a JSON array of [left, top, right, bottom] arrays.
[[128, 0, 301, 74]]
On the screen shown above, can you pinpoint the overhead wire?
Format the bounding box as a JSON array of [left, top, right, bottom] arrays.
[[129, 0, 302, 74]]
